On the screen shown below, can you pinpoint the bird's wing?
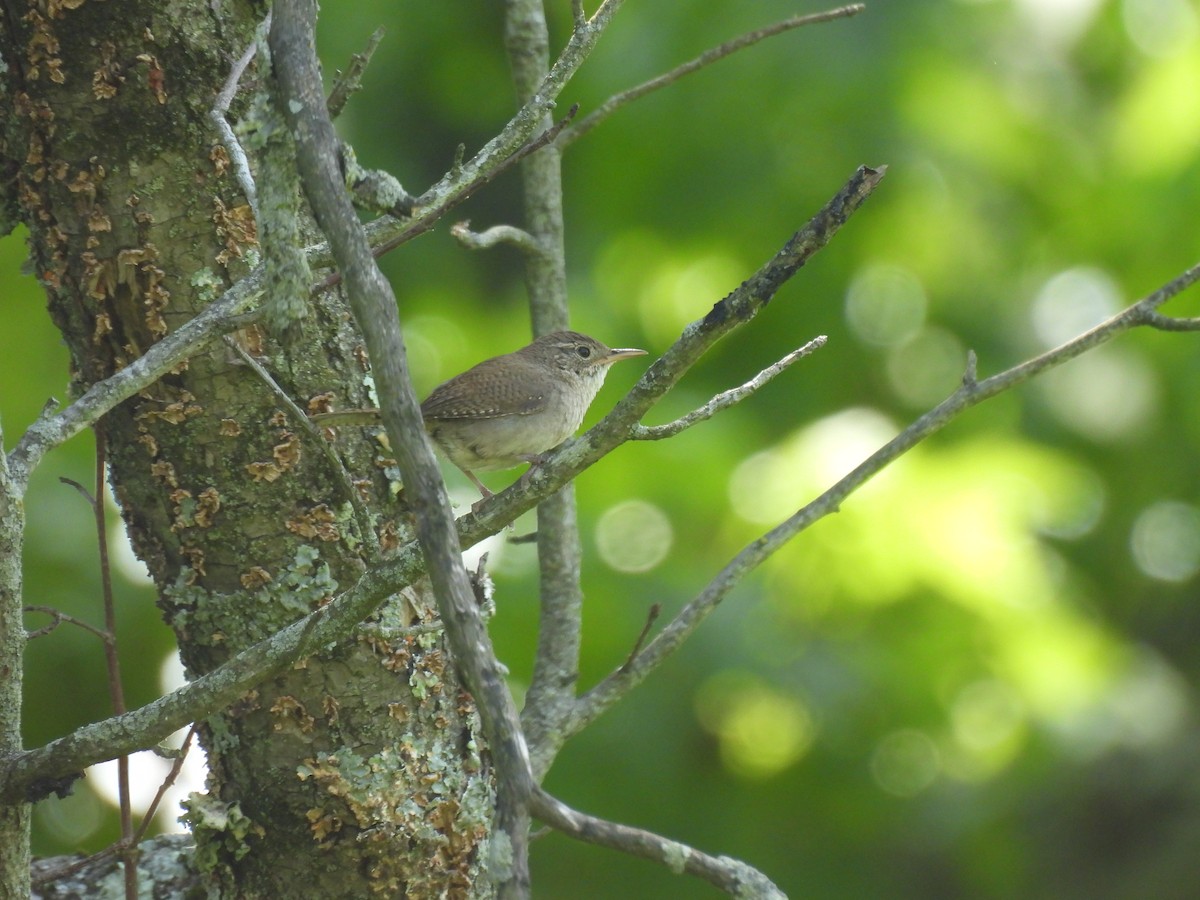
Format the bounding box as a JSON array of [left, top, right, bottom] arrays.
[[420, 359, 548, 419]]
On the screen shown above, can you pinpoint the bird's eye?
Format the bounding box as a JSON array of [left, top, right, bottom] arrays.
[[576, 345, 591, 358]]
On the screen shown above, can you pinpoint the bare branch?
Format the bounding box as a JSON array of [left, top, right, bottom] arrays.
[[530, 788, 786, 899], [567, 260, 1200, 737], [448, 165, 886, 541], [210, 12, 270, 215], [0, 540, 424, 803], [631, 336, 827, 441], [1143, 310, 1200, 332], [312, 1, 632, 273], [22, 606, 108, 642], [451, 221, 545, 257], [224, 336, 380, 561], [270, 4, 535, 896], [326, 26, 385, 120], [502, 0, 588, 789], [619, 603, 660, 674], [559, 4, 866, 149], [6, 267, 265, 490], [1, 166, 884, 804]]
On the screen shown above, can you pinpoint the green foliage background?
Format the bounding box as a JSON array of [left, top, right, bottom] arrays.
[[4, 1, 1200, 897]]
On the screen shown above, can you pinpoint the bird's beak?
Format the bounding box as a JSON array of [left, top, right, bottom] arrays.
[[601, 347, 648, 366]]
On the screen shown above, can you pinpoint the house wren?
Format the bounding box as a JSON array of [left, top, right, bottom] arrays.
[[420, 330, 647, 497]]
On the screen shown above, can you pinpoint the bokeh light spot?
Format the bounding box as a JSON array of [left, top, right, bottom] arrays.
[[1031, 267, 1121, 348], [1038, 348, 1157, 441], [729, 408, 898, 525], [1014, 0, 1104, 48], [695, 671, 814, 779], [405, 314, 466, 395], [35, 788, 104, 847], [1122, 0, 1198, 58], [845, 264, 928, 347], [1108, 649, 1191, 748], [870, 729, 941, 797], [595, 499, 673, 573], [947, 679, 1027, 782], [886, 326, 966, 408], [90, 748, 180, 825], [1113, 42, 1200, 174], [1131, 500, 1200, 582]]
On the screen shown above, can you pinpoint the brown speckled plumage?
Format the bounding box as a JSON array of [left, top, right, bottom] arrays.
[[420, 331, 646, 496]]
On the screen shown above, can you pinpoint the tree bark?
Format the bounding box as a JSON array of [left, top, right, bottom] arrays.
[[1, 1, 493, 895], [0, 436, 28, 900]]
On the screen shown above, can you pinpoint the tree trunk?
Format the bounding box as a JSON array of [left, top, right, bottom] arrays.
[[1, 1, 493, 895]]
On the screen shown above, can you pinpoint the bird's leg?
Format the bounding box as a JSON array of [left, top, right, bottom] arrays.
[[453, 465, 494, 507], [510, 452, 553, 495]]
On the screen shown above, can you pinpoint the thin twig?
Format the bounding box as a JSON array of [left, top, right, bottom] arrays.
[[29, 726, 198, 889], [91, 432, 138, 900], [7, 266, 265, 491], [2, 167, 883, 805], [1143, 310, 1200, 331], [450, 221, 545, 257], [318, 104, 579, 291], [210, 12, 271, 215], [619, 603, 659, 674], [631, 336, 827, 441], [327, 26, 385, 120], [57, 476, 95, 507], [270, 4, 536, 897], [131, 725, 197, 845], [565, 260, 1200, 738], [529, 787, 785, 898], [559, 4, 866, 149], [224, 336, 380, 561], [22, 606, 108, 641]]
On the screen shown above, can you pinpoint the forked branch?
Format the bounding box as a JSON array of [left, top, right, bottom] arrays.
[[559, 4, 866, 148], [0, 165, 883, 808], [631, 336, 828, 441], [566, 260, 1200, 737], [531, 788, 785, 899]]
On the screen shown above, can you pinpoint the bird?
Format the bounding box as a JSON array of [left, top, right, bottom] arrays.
[[420, 331, 647, 498]]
